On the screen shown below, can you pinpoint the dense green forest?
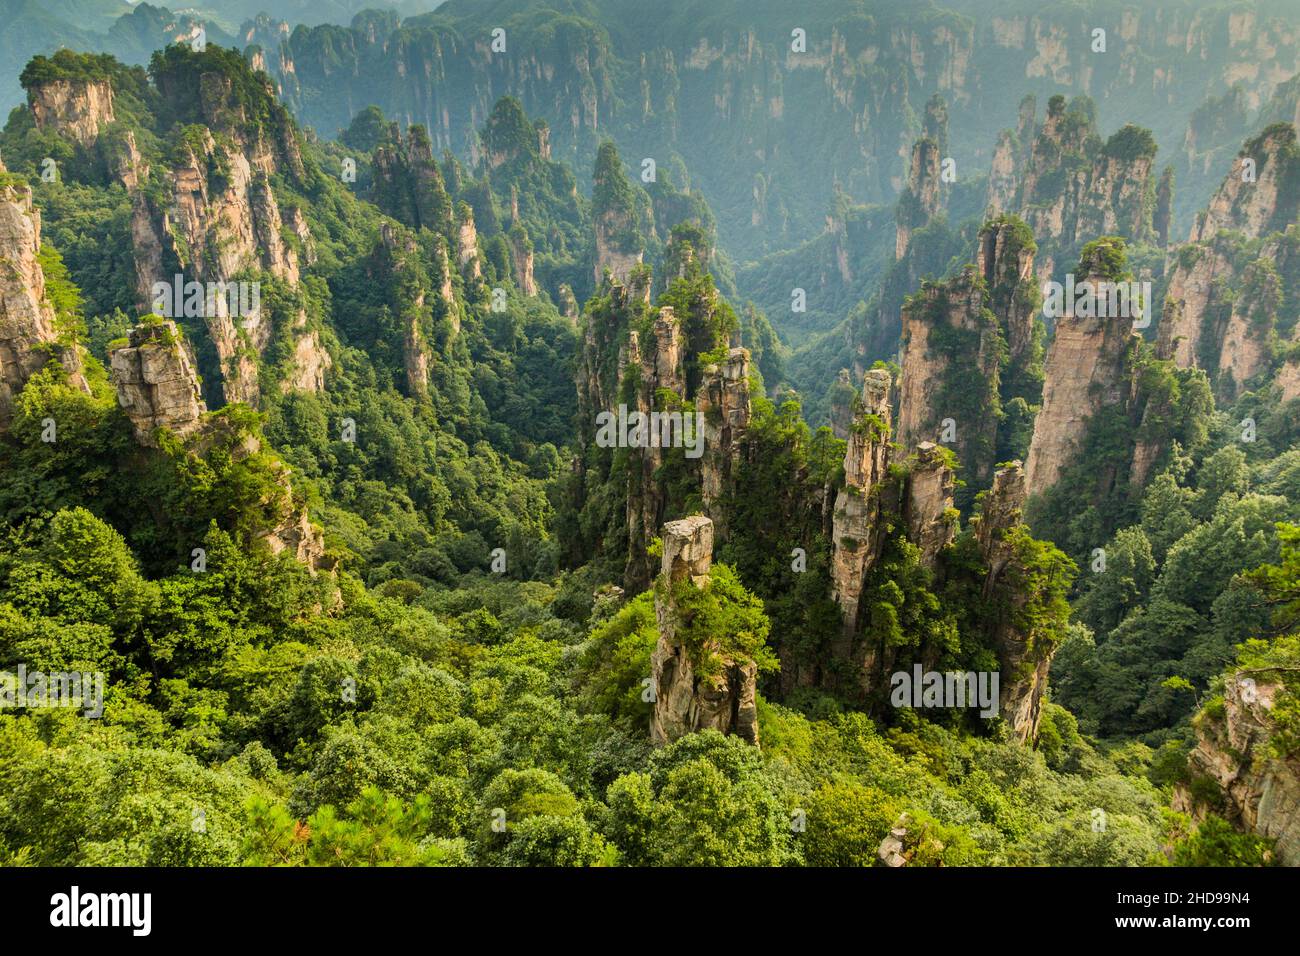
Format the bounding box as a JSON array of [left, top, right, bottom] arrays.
[[0, 1, 1298, 870]]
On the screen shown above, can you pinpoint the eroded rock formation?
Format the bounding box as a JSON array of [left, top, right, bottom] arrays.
[[699, 347, 752, 536], [649, 515, 759, 747], [1176, 672, 1300, 866], [0, 179, 89, 426], [830, 369, 892, 649], [27, 77, 115, 147], [109, 322, 206, 445], [895, 136, 943, 260], [905, 442, 957, 569], [896, 266, 1000, 487], [1025, 265, 1136, 497], [1158, 124, 1298, 401], [972, 462, 1053, 743]]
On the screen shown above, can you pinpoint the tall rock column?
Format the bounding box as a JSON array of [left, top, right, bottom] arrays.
[[830, 369, 893, 651], [895, 266, 1001, 487], [27, 76, 115, 147], [1025, 261, 1136, 497], [904, 442, 957, 569], [624, 306, 686, 593], [894, 137, 943, 260], [109, 321, 207, 446], [699, 347, 752, 538], [973, 462, 1055, 743], [0, 178, 89, 426], [650, 515, 759, 747]]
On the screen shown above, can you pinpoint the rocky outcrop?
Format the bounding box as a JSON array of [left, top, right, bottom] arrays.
[[1215, 260, 1279, 401], [455, 204, 481, 280], [27, 78, 115, 147], [904, 443, 957, 568], [183, 409, 333, 575], [896, 267, 1000, 487], [829, 369, 856, 440], [1177, 672, 1300, 866], [558, 283, 579, 321], [977, 216, 1039, 374], [1025, 263, 1136, 497], [699, 348, 752, 536], [118, 119, 318, 407], [109, 322, 206, 446], [895, 98, 949, 249], [830, 369, 892, 649], [508, 225, 537, 296], [1156, 240, 1235, 368], [895, 136, 943, 260], [1159, 125, 1298, 399], [1191, 124, 1298, 244], [0, 180, 89, 426], [877, 813, 944, 867], [624, 306, 687, 592], [649, 515, 759, 747], [995, 96, 1157, 258], [592, 142, 647, 287], [972, 462, 1053, 743], [371, 124, 454, 236]]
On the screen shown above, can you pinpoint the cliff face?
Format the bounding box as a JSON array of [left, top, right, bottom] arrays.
[[830, 369, 892, 650], [109, 322, 206, 446], [905, 442, 957, 569], [66, 52, 334, 410], [1158, 123, 1299, 399], [187, 412, 332, 575], [1009, 98, 1157, 259], [0, 179, 89, 426], [371, 125, 455, 237], [895, 136, 943, 260], [1177, 673, 1300, 867], [623, 306, 686, 591], [649, 515, 759, 747], [455, 204, 482, 280], [1156, 239, 1235, 369], [972, 462, 1053, 743], [896, 267, 1000, 488], [977, 216, 1039, 379], [243, 2, 1300, 264], [1191, 124, 1298, 244], [27, 77, 114, 147], [699, 347, 752, 537], [593, 203, 644, 288], [508, 226, 537, 296], [106, 318, 330, 576], [1025, 269, 1136, 497]]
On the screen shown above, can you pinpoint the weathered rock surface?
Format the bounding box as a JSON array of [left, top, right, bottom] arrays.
[[896, 267, 1000, 486], [0, 180, 89, 426], [1191, 124, 1297, 243], [699, 347, 752, 536], [1176, 672, 1300, 866], [905, 443, 957, 569], [649, 515, 759, 747], [109, 322, 207, 445], [830, 369, 892, 648], [895, 136, 943, 260], [27, 78, 115, 147], [972, 462, 1054, 743], [1025, 270, 1135, 496]]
